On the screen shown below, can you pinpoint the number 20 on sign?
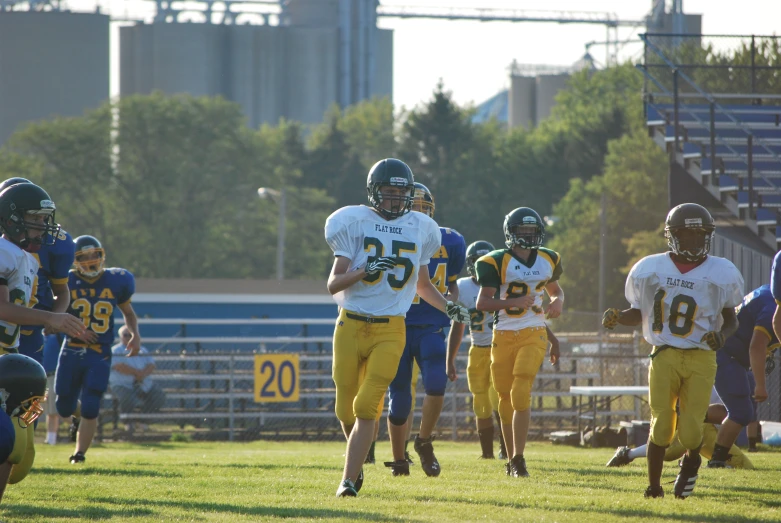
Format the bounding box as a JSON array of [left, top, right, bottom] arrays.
[[254, 354, 299, 402]]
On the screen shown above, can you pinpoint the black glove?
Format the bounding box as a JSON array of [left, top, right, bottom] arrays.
[[365, 257, 396, 275], [701, 331, 725, 351], [446, 301, 470, 324]]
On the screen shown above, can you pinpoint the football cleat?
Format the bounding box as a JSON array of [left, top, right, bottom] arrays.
[[384, 460, 410, 476], [673, 454, 701, 499], [606, 446, 634, 467], [498, 449, 507, 461], [354, 469, 364, 492], [69, 452, 86, 464], [504, 462, 511, 476], [644, 485, 664, 499], [404, 450, 414, 465], [706, 459, 730, 469], [510, 455, 529, 478], [336, 479, 357, 497], [414, 435, 441, 477], [69, 417, 80, 443]]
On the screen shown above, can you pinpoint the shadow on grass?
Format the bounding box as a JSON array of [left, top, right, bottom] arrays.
[[85, 497, 421, 522], [1, 504, 155, 519], [32, 466, 183, 478]]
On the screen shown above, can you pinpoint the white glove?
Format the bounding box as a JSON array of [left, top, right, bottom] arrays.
[[446, 301, 470, 324], [365, 257, 396, 275]]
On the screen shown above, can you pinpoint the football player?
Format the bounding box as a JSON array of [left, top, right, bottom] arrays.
[[0, 182, 85, 483], [0, 353, 48, 504], [385, 182, 466, 478], [606, 401, 754, 470], [446, 240, 505, 459], [0, 177, 76, 447], [324, 159, 469, 497], [55, 235, 140, 464], [709, 284, 776, 467], [603, 203, 743, 499], [475, 208, 564, 478]]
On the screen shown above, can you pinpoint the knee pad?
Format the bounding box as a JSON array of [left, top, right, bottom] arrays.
[[420, 365, 447, 397], [488, 385, 500, 413], [55, 394, 79, 418], [722, 394, 755, 426], [80, 390, 103, 420], [510, 375, 533, 412], [335, 399, 356, 426], [387, 387, 412, 423], [472, 392, 492, 420], [498, 395, 513, 425], [676, 420, 704, 451]]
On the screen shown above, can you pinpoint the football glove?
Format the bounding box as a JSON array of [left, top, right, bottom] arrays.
[[445, 301, 470, 324], [365, 257, 397, 275], [701, 331, 725, 351], [602, 308, 621, 330]]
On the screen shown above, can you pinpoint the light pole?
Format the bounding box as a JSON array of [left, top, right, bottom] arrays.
[[257, 187, 286, 281]]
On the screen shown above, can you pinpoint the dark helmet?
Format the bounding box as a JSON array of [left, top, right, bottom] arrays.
[[466, 240, 495, 277], [366, 158, 416, 220], [0, 177, 32, 193], [73, 235, 105, 277], [503, 207, 545, 250], [0, 353, 47, 425], [0, 183, 60, 252], [411, 182, 435, 218], [665, 203, 715, 262]]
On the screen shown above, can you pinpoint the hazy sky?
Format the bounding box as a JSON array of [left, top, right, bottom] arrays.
[[79, 0, 781, 110]]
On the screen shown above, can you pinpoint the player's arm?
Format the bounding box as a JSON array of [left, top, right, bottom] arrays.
[[446, 320, 466, 382], [117, 301, 141, 357], [0, 285, 84, 337], [327, 256, 385, 295], [773, 304, 781, 343], [748, 327, 770, 402], [700, 307, 738, 351], [446, 281, 459, 302], [545, 281, 564, 319], [602, 307, 642, 329], [546, 325, 560, 365], [475, 286, 533, 312], [50, 281, 70, 314], [418, 266, 469, 323]]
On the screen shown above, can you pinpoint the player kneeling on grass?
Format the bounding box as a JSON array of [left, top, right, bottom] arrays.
[[0, 353, 48, 504]]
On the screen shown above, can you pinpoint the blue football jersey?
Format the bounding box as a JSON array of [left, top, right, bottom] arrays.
[[723, 285, 780, 367], [29, 229, 75, 311], [66, 267, 135, 355], [406, 227, 466, 326]]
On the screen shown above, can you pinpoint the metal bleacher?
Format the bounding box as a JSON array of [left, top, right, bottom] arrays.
[[638, 33, 781, 255]]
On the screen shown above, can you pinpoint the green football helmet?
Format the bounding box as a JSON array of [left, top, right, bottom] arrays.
[[466, 240, 495, 277], [0, 182, 60, 252], [503, 207, 544, 250], [665, 203, 715, 262], [366, 158, 415, 220]]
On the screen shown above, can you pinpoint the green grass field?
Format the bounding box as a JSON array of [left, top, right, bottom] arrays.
[[2, 440, 779, 522]]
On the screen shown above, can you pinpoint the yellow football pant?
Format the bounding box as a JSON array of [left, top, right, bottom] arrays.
[[332, 309, 405, 425], [665, 423, 753, 469], [491, 327, 548, 424], [373, 361, 419, 422], [649, 347, 716, 449], [467, 345, 499, 419], [8, 419, 34, 484]]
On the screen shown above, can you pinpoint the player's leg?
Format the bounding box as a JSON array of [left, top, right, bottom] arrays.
[[508, 327, 547, 477], [468, 345, 495, 458], [488, 382, 506, 459], [747, 420, 760, 452], [386, 329, 415, 470], [646, 348, 683, 498], [402, 362, 420, 464], [490, 331, 516, 474], [711, 353, 754, 467], [365, 390, 383, 465], [673, 349, 716, 499], [413, 329, 447, 476], [54, 349, 83, 420], [72, 352, 111, 462], [332, 312, 363, 439], [43, 374, 59, 445], [341, 317, 405, 493]]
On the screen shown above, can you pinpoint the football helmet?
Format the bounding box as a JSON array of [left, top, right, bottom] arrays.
[[366, 158, 415, 220], [0, 182, 60, 252], [73, 235, 105, 277], [411, 182, 435, 218], [503, 207, 545, 250], [664, 203, 715, 262], [0, 353, 47, 426], [0, 177, 32, 193], [466, 240, 495, 277]]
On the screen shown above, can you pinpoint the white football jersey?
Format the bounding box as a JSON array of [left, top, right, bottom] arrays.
[[475, 247, 562, 331], [0, 238, 39, 350], [324, 206, 441, 317], [626, 253, 744, 350], [456, 276, 493, 346]]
